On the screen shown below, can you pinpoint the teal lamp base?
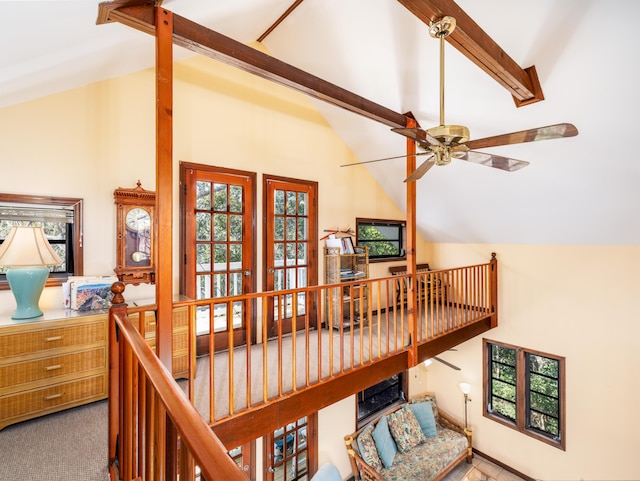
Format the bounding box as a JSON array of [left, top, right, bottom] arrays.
[[6, 266, 49, 320]]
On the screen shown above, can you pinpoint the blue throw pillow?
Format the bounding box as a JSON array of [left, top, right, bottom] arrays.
[[371, 415, 397, 468], [410, 401, 437, 438]]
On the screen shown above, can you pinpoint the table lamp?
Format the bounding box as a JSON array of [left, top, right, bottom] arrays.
[[0, 226, 62, 319]]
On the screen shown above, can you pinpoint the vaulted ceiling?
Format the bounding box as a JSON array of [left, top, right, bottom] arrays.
[[2, 1, 638, 245]]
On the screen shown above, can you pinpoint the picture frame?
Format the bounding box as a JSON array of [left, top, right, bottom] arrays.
[[341, 236, 355, 254]]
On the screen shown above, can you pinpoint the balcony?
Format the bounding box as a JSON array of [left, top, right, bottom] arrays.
[[108, 255, 498, 480]]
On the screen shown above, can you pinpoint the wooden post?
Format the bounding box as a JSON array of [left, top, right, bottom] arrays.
[[155, 6, 173, 371], [489, 252, 498, 328], [405, 117, 418, 367], [108, 282, 126, 477]]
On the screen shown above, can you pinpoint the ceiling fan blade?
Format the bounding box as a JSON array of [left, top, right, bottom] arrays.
[[340, 151, 431, 168], [465, 123, 578, 150], [392, 127, 443, 149], [433, 356, 461, 371], [404, 156, 436, 182], [460, 151, 529, 172]]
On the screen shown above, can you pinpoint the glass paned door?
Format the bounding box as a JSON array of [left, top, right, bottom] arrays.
[[182, 164, 256, 353], [265, 415, 315, 481], [264, 177, 317, 337]]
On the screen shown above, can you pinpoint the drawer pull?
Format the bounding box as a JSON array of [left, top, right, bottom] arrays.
[[45, 336, 63, 342], [44, 393, 63, 401], [45, 364, 62, 372]]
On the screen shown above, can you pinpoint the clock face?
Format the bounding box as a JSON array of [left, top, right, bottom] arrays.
[[125, 207, 151, 233]]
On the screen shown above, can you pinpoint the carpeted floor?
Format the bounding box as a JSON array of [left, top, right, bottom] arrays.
[[0, 399, 108, 481]]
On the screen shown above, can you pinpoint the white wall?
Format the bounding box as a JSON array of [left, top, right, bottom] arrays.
[[423, 244, 640, 481]]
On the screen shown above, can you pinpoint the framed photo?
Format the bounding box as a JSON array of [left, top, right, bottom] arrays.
[[341, 236, 355, 254]]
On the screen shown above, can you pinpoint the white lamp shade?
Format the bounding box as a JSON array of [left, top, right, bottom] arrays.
[[0, 226, 62, 267], [423, 358, 433, 367], [459, 382, 471, 395]]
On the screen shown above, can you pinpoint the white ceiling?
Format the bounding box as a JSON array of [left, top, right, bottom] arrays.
[[2, 0, 638, 245]]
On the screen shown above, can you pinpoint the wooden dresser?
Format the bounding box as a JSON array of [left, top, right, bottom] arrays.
[[0, 309, 108, 430], [127, 306, 190, 380]]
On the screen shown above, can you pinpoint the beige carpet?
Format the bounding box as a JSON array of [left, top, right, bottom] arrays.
[[186, 305, 481, 422], [0, 399, 108, 481]]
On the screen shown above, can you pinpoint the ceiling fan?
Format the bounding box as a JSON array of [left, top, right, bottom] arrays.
[[346, 16, 578, 182]]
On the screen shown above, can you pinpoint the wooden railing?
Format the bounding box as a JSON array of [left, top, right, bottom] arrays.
[[108, 285, 247, 481], [176, 256, 496, 424], [108, 255, 497, 479]]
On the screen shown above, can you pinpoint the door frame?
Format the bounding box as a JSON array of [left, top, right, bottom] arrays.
[[180, 162, 257, 352], [262, 175, 318, 338]]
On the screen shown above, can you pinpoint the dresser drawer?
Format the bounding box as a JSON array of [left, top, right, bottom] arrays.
[[0, 347, 106, 391], [0, 320, 106, 358], [0, 374, 107, 423]]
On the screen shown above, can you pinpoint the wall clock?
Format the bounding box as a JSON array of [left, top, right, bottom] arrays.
[[113, 181, 156, 284]]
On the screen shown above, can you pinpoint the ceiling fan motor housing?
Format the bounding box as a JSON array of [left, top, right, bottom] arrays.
[[427, 124, 470, 145]]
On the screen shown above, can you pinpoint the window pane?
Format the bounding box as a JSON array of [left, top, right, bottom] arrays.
[[213, 183, 227, 211], [274, 189, 285, 215], [286, 217, 296, 240], [274, 217, 285, 241], [297, 217, 307, 240], [196, 213, 211, 241], [229, 214, 242, 241], [356, 219, 405, 259], [297, 192, 307, 215], [286, 191, 296, 215], [229, 244, 242, 271], [196, 181, 211, 210], [196, 244, 211, 272], [213, 244, 227, 271], [213, 214, 227, 241], [229, 185, 242, 213]]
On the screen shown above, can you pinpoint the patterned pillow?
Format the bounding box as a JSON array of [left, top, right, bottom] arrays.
[[387, 405, 427, 453], [356, 424, 382, 472]]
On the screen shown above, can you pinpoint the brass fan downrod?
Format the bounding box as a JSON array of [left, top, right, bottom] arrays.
[[427, 16, 469, 165]]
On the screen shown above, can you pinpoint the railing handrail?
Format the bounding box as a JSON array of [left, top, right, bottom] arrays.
[[111, 306, 246, 480]]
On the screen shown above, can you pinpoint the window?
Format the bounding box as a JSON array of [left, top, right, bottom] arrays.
[[0, 193, 83, 289], [265, 415, 316, 481], [357, 373, 406, 426], [484, 339, 565, 449], [356, 218, 405, 261]]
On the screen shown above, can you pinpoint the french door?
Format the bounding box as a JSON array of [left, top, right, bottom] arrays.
[[181, 163, 256, 353], [263, 176, 318, 337]]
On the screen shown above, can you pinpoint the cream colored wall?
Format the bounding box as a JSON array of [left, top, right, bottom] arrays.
[[420, 244, 640, 481], [0, 43, 426, 312], [0, 43, 430, 479]]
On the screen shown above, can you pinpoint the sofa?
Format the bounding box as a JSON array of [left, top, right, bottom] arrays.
[[344, 393, 472, 481]]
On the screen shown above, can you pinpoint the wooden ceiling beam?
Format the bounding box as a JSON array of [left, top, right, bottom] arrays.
[[97, 3, 408, 129], [397, 0, 544, 107]]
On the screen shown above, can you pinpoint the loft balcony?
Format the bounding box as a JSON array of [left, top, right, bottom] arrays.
[[108, 254, 498, 480]]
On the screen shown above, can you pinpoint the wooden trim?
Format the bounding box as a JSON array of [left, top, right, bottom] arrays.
[[482, 338, 566, 450], [396, 0, 544, 105], [257, 0, 305, 42], [0, 193, 83, 290], [155, 5, 174, 371], [98, 4, 408, 129], [472, 449, 536, 481]]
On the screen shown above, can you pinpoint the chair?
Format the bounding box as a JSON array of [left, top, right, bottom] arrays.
[[310, 463, 341, 481]]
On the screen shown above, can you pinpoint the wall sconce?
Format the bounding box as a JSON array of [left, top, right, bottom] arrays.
[[459, 382, 471, 430], [0, 226, 62, 319]]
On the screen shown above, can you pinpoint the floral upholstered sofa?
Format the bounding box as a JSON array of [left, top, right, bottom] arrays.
[[344, 393, 472, 481]]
